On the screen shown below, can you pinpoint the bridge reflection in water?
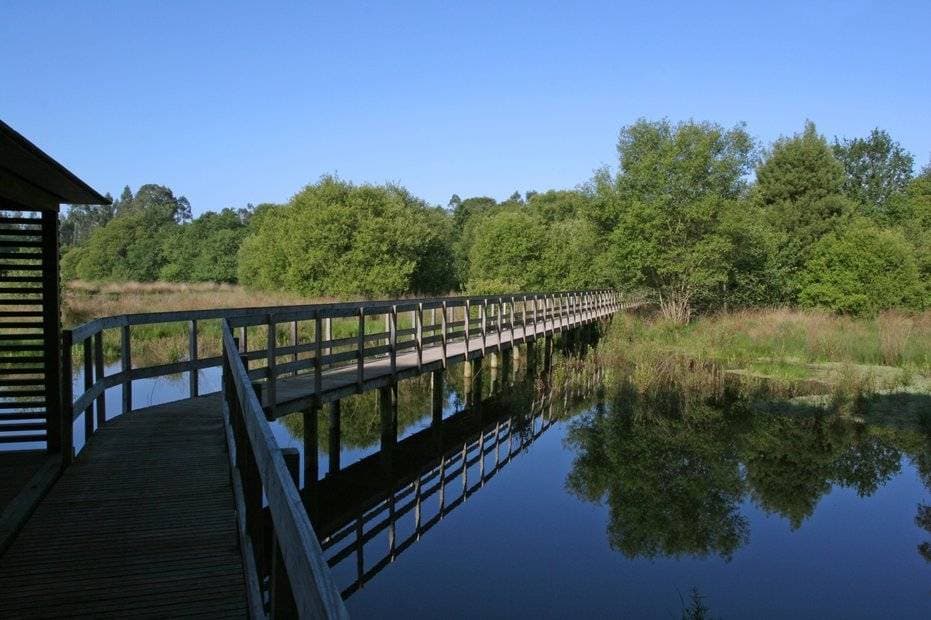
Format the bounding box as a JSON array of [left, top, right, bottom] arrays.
[[304, 333, 604, 599]]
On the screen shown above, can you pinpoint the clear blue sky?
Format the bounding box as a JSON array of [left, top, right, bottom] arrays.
[[2, 1, 929, 215]]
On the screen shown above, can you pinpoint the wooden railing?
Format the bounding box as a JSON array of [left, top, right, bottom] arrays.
[[221, 320, 347, 618], [61, 290, 623, 460]]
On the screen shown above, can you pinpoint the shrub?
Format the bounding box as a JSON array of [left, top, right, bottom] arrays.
[[798, 220, 924, 315]]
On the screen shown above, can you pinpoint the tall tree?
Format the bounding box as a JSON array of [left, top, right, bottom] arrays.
[[833, 128, 914, 219], [597, 119, 757, 322]]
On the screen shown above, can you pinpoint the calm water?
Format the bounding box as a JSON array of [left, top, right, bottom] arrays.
[[19, 339, 931, 617], [294, 347, 931, 618]]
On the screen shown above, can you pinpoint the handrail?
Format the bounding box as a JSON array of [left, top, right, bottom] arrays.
[[60, 289, 626, 462], [221, 319, 348, 618]]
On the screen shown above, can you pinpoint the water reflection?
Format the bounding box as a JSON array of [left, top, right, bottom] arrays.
[[289, 329, 606, 599], [565, 376, 931, 563]]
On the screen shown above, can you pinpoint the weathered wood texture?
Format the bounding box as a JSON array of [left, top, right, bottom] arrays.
[[0, 394, 248, 618]]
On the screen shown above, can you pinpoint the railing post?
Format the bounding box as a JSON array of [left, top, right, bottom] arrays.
[[521, 295, 528, 342], [440, 300, 448, 368], [270, 448, 300, 619], [60, 329, 74, 466], [389, 305, 397, 379], [121, 325, 131, 414], [290, 320, 298, 377], [416, 302, 423, 371], [479, 297, 488, 355], [464, 300, 471, 358], [313, 312, 322, 398], [356, 307, 365, 391], [266, 314, 277, 415], [239, 325, 248, 371], [93, 330, 105, 427], [83, 338, 93, 440], [189, 319, 198, 398], [496, 297, 503, 352]]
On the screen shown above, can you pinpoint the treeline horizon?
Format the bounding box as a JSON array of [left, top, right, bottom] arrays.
[[61, 118, 931, 321]]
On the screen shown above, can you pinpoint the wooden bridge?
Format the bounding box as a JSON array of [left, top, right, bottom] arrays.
[[0, 289, 623, 618]]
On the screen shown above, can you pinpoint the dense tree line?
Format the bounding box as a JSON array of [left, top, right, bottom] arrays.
[[60, 119, 931, 319]]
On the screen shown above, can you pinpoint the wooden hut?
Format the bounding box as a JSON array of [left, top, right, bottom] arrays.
[[0, 120, 108, 545]]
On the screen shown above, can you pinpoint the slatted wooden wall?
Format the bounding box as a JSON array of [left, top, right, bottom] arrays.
[[0, 208, 60, 450]]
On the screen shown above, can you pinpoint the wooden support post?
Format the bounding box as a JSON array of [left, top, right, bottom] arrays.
[[121, 325, 131, 414], [188, 319, 198, 398], [41, 210, 62, 456], [431, 369, 444, 427], [90, 332, 105, 430], [379, 385, 397, 468], [271, 448, 300, 619], [509, 296, 515, 338], [83, 338, 93, 439], [303, 406, 318, 490], [356, 308, 365, 391], [266, 315, 277, 414], [328, 400, 341, 476], [322, 317, 331, 358], [60, 330, 73, 465]]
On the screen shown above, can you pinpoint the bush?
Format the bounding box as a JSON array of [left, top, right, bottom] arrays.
[[798, 220, 925, 314], [237, 177, 454, 297]]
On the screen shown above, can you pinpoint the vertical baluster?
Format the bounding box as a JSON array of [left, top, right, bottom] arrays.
[[440, 301, 448, 367], [266, 314, 277, 414], [356, 307, 365, 391], [389, 305, 397, 379], [61, 330, 74, 465], [121, 325, 131, 414], [464, 300, 471, 358], [83, 338, 93, 439], [313, 312, 322, 397], [189, 320, 198, 398], [290, 320, 298, 377], [480, 299, 487, 354], [93, 331, 105, 427], [416, 302, 423, 371]]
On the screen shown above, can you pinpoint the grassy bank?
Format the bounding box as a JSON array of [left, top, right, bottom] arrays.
[[601, 308, 931, 413]]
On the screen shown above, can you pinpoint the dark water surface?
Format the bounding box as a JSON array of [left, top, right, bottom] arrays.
[[294, 346, 931, 619]]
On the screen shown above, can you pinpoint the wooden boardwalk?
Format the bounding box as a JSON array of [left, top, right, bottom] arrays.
[[0, 290, 619, 617], [0, 395, 248, 618]]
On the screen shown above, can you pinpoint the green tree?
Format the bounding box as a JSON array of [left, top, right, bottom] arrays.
[[754, 122, 852, 300], [466, 210, 547, 292], [67, 184, 187, 281], [798, 219, 925, 314], [755, 121, 844, 209], [160, 208, 249, 282], [833, 128, 914, 219], [238, 176, 454, 297], [596, 119, 757, 322]]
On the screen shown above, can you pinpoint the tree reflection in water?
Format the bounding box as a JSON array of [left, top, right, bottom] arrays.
[[565, 375, 931, 561]]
